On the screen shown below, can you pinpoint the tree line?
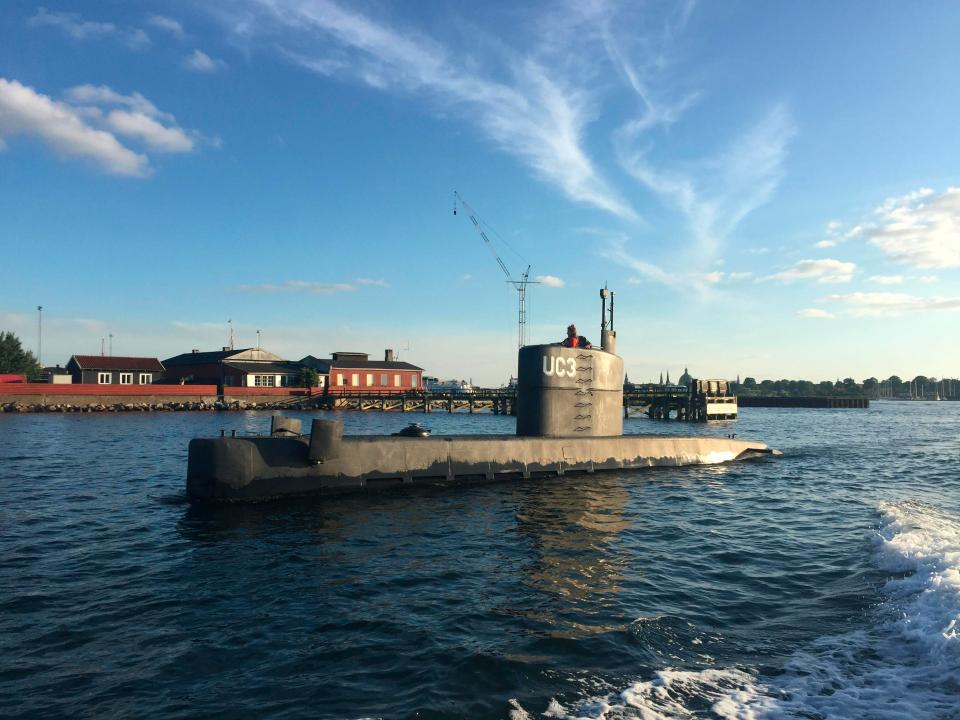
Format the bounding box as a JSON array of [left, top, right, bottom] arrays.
[[735, 375, 958, 399]]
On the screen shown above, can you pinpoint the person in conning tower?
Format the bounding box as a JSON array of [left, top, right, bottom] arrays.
[[562, 324, 592, 348]]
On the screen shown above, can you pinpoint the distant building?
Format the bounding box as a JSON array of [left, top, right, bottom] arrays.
[[66, 355, 165, 385], [424, 377, 474, 394], [41, 365, 73, 384], [163, 347, 305, 388], [303, 350, 422, 394]]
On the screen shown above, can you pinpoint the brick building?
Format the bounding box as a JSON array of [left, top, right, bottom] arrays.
[[302, 350, 422, 394]]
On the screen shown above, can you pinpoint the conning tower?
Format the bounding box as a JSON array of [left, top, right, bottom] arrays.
[[516, 288, 624, 437]]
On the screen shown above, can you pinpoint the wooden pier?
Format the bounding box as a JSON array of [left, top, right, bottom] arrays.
[[283, 386, 736, 422]]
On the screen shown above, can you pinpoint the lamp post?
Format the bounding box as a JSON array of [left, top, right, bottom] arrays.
[[37, 306, 43, 369], [109, 333, 113, 356]]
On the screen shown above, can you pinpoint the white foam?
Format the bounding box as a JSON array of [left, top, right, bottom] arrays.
[[512, 499, 960, 720]]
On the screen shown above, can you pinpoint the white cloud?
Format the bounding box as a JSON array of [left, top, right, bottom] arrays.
[[617, 97, 795, 259], [868, 187, 960, 268], [220, 0, 636, 220], [28, 7, 116, 40], [867, 275, 904, 286], [184, 50, 226, 73], [234, 277, 390, 294], [535, 275, 565, 288], [0, 78, 148, 176], [105, 110, 194, 153], [825, 220, 842, 235], [66, 84, 172, 121], [815, 240, 836, 249], [235, 281, 357, 294], [28, 7, 150, 49], [797, 308, 835, 319], [0, 79, 207, 175], [148, 15, 185, 39], [826, 291, 960, 317], [766, 258, 856, 284], [599, 234, 676, 287]]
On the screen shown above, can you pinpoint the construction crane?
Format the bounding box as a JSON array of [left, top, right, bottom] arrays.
[[454, 191, 538, 350]]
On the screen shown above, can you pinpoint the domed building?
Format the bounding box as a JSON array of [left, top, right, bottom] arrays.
[[678, 367, 693, 388]]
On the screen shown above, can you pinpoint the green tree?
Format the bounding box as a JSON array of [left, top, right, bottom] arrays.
[[0, 331, 39, 377], [299, 367, 320, 388]]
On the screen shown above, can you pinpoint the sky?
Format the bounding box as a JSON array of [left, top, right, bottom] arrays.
[[1, 0, 959, 386]]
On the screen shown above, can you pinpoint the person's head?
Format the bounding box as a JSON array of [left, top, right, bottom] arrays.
[[567, 324, 577, 338]]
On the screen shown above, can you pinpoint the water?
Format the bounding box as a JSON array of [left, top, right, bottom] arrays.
[[1, 404, 958, 719]]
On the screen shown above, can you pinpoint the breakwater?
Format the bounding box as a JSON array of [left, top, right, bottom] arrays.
[[738, 396, 869, 408]]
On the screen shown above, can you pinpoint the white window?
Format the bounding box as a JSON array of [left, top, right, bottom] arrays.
[[98, 372, 111, 384], [119, 373, 133, 384], [410, 375, 417, 388], [394, 374, 401, 387], [366, 373, 373, 386], [351, 373, 359, 387], [139, 373, 152, 384], [336, 373, 344, 386], [254, 375, 276, 387], [380, 373, 388, 386]]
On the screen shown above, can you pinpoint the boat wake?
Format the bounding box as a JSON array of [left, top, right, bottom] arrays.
[[510, 499, 960, 719]]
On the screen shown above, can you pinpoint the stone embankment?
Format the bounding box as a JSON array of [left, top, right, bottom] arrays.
[[1, 400, 302, 413]]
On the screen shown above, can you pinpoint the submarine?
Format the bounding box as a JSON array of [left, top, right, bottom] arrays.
[[186, 288, 778, 502]]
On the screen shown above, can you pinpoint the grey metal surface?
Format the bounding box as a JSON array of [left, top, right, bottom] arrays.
[[516, 344, 624, 437], [186, 433, 774, 502], [308, 419, 343, 462]]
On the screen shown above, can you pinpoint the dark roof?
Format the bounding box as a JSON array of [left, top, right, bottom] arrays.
[[163, 348, 253, 366], [300, 355, 332, 373], [70, 355, 165, 371], [223, 361, 303, 375], [330, 359, 423, 371]]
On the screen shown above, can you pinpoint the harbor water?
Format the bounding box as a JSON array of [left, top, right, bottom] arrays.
[[1, 403, 958, 719]]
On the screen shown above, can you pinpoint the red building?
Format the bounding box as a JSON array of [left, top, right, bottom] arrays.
[[301, 350, 422, 395]]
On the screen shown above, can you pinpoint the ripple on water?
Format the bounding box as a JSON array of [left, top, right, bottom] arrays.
[[1, 403, 959, 718]]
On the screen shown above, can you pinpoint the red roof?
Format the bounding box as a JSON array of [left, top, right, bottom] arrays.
[[70, 355, 165, 371]]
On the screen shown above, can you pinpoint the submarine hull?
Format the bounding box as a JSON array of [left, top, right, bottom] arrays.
[[187, 434, 775, 502]]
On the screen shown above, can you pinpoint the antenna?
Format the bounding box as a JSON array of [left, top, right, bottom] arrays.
[[256, 330, 261, 350], [109, 333, 113, 356], [228, 319, 234, 350]]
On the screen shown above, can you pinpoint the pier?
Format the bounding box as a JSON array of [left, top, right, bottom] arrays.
[[288, 385, 739, 421]]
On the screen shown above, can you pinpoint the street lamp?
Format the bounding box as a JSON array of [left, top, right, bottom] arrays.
[[37, 306, 43, 369]]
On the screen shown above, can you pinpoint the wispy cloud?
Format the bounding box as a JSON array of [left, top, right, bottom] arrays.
[[28, 7, 150, 50], [867, 275, 904, 286], [148, 15, 185, 40], [826, 291, 960, 317], [235, 280, 357, 295], [218, 0, 636, 220], [535, 275, 565, 288], [184, 49, 227, 73], [765, 258, 856, 284], [797, 308, 835, 319], [234, 277, 390, 294]]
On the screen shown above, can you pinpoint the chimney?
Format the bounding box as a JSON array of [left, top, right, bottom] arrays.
[[222, 346, 231, 351], [192, 349, 199, 354], [385, 349, 394, 362]]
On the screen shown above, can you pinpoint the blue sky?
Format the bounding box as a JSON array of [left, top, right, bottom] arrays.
[[1, 0, 958, 385]]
